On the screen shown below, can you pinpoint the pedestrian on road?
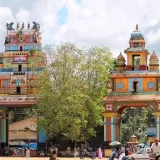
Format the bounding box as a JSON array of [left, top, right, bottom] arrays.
[[50, 146, 57, 160], [98, 147, 103, 159], [74, 146, 77, 158], [26, 147, 30, 157], [109, 146, 119, 160]]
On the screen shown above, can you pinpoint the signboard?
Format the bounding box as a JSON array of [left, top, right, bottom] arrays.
[[147, 127, 156, 137], [38, 130, 47, 143], [9, 129, 28, 133]]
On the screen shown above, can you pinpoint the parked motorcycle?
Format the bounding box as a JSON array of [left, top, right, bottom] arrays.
[[80, 151, 96, 160]]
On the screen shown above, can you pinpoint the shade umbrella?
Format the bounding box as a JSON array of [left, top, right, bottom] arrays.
[[109, 141, 121, 146]]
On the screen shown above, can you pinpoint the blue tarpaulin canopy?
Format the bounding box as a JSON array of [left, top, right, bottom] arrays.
[[29, 143, 37, 149], [22, 143, 37, 149]]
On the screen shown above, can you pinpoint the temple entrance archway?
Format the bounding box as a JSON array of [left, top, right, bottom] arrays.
[[102, 99, 160, 144]]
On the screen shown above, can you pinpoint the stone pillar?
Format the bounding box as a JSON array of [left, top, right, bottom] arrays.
[[102, 112, 121, 142], [0, 107, 8, 148], [115, 117, 121, 141], [154, 112, 160, 139], [6, 111, 9, 147], [104, 117, 112, 142]]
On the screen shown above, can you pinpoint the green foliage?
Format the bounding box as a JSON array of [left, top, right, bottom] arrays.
[[121, 107, 155, 144], [29, 48, 37, 56], [37, 43, 114, 141], [134, 57, 141, 65], [9, 108, 33, 123]]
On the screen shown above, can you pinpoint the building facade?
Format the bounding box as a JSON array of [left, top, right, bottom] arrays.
[[9, 117, 37, 145], [0, 22, 45, 148], [103, 24, 160, 143]]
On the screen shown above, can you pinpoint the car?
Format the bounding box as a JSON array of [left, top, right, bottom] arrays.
[[126, 148, 151, 160]]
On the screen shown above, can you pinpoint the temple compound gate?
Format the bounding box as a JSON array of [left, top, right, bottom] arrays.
[[0, 22, 45, 148], [102, 24, 160, 143]]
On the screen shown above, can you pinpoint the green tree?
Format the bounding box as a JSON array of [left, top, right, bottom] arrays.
[[120, 107, 155, 144], [37, 43, 114, 141]]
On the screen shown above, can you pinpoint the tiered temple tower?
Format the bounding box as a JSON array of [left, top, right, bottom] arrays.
[[103, 24, 160, 143], [0, 22, 45, 148]]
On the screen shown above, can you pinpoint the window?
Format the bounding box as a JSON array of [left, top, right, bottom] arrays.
[[133, 81, 138, 92], [16, 86, 21, 94]]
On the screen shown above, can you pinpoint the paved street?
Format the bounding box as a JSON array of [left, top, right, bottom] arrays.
[[0, 157, 114, 160]]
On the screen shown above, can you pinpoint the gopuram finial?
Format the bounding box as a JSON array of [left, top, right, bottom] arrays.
[[136, 24, 139, 30], [22, 22, 24, 29], [16, 22, 19, 29], [28, 22, 30, 29]]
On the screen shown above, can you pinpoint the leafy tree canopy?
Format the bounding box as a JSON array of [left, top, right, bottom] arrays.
[[36, 43, 114, 141]]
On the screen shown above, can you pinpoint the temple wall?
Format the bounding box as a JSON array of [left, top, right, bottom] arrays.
[[116, 78, 128, 92], [143, 78, 156, 91]]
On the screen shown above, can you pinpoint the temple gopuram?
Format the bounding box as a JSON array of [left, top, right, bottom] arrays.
[[0, 22, 45, 148], [102, 24, 160, 143]]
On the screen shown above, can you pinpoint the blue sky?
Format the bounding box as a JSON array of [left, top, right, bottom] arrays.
[[0, 0, 160, 58], [57, 0, 81, 24], [57, 5, 68, 25]]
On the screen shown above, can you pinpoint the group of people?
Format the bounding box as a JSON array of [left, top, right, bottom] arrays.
[[109, 137, 160, 160]]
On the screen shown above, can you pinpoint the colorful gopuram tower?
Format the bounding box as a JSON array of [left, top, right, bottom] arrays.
[[0, 22, 44, 148], [103, 24, 160, 143]]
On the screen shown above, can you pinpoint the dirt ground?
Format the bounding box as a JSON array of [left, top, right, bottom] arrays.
[[0, 157, 115, 160]]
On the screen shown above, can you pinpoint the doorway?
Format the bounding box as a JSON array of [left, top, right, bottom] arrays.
[[133, 81, 138, 92], [20, 46, 23, 51], [16, 86, 21, 94], [18, 65, 22, 72]]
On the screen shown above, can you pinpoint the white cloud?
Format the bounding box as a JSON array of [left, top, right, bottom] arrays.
[[149, 19, 158, 26], [146, 29, 160, 45], [30, 0, 66, 44], [0, 0, 160, 58], [52, 0, 160, 57], [15, 8, 30, 23], [0, 7, 15, 43]]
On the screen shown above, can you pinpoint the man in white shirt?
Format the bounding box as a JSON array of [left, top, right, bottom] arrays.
[[151, 138, 160, 159]]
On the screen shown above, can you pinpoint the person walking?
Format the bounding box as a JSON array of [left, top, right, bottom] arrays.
[[74, 146, 77, 158], [26, 147, 30, 157], [50, 146, 57, 160], [109, 146, 119, 160], [98, 147, 103, 159]]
